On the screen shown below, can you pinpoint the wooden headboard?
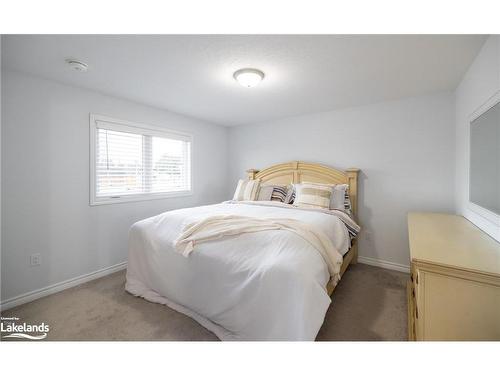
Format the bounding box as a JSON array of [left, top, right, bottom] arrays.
[[246, 161, 360, 218]]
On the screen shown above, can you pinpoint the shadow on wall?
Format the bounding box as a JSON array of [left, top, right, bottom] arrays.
[[355, 170, 375, 259]]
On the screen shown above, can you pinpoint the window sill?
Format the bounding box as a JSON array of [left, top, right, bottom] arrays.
[[90, 190, 193, 206]]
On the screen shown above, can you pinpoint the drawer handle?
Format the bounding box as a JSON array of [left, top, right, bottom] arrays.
[[410, 274, 414, 282], [415, 306, 419, 319], [412, 289, 415, 298]]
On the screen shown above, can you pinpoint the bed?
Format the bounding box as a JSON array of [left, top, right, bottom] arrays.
[[125, 161, 360, 340]]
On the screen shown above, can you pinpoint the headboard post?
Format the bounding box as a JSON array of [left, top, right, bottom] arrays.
[[346, 168, 360, 219], [247, 169, 259, 180]]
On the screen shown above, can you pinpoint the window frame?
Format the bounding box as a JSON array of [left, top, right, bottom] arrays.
[[89, 114, 193, 206]]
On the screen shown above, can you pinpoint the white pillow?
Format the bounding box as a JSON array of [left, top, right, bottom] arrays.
[[330, 184, 349, 211], [233, 179, 260, 201]]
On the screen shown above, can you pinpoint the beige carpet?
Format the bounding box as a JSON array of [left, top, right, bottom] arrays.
[[2, 263, 408, 341]]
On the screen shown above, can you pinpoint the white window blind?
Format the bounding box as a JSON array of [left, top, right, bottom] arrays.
[[90, 115, 192, 205]]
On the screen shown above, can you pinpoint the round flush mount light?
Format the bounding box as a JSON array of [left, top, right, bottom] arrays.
[[233, 68, 265, 88], [65, 59, 89, 72]]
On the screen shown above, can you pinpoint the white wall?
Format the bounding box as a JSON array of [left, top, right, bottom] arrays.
[[1, 70, 229, 302], [454, 35, 500, 242], [228, 92, 456, 267]]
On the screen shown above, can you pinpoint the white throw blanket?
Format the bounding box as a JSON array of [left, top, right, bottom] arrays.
[[174, 214, 343, 283]]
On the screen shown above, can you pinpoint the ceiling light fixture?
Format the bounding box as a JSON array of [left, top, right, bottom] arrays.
[[65, 59, 89, 72], [233, 68, 265, 88]]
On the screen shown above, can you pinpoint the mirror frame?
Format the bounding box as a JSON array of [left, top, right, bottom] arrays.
[[468, 89, 500, 226]]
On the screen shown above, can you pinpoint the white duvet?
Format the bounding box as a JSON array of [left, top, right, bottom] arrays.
[[125, 201, 356, 341]]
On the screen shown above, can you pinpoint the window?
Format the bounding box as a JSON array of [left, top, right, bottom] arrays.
[[90, 114, 192, 205]]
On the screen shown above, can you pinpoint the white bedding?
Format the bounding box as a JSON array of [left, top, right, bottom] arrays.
[[125, 201, 357, 341]]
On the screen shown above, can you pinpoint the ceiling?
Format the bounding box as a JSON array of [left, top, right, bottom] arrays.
[[2, 35, 486, 126]]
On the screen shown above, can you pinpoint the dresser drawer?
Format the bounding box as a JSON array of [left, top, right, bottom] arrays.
[[417, 267, 500, 340]]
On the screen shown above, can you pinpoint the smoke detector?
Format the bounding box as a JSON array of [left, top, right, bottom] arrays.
[[65, 59, 89, 72]]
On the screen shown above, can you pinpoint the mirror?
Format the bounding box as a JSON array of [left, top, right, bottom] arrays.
[[469, 100, 500, 215]]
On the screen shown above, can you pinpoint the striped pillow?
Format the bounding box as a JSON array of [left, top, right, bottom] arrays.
[[294, 183, 332, 209], [257, 184, 290, 202], [270, 185, 289, 202], [233, 179, 260, 201], [289, 183, 352, 213]]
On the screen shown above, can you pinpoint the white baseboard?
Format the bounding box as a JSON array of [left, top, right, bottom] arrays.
[[0, 262, 127, 311], [358, 256, 410, 273]]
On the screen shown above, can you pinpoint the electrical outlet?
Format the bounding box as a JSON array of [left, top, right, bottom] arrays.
[[364, 231, 373, 242], [30, 253, 42, 267]]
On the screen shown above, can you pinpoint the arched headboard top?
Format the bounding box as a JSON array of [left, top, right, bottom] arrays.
[[246, 161, 360, 217]]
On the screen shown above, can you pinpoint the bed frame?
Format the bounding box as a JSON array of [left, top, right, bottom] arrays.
[[246, 161, 360, 296]]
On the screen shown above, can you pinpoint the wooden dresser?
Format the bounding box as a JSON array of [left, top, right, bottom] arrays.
[[407, 213, 500, 340]]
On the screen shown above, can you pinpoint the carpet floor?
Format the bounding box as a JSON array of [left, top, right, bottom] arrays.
[[2, 263, 408, 341]]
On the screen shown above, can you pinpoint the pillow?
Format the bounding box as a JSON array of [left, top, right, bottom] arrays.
[[332, 184, 352, 214], [256, 185, 274, 201], [285, 187, 295, 204], [233, 179, 260, 201], [270, 185, 289, 202], [294, 183, 333, 209], [330, 184, 349, 210], [257, 184, 290, 202], [343, 189, 353, 215], [289, 182, 351, 213]]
